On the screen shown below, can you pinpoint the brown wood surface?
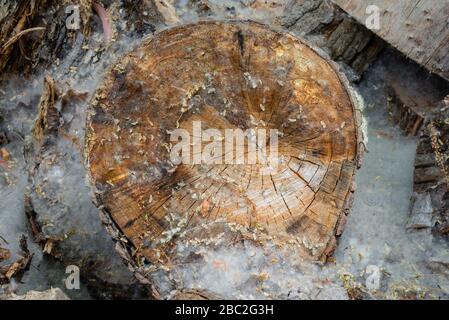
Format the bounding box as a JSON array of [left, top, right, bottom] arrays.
[[85, 21, 362, 284], [332, 0, 449, 81]]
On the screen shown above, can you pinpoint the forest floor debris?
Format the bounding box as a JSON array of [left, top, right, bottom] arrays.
[[0, 235, 33, 286]]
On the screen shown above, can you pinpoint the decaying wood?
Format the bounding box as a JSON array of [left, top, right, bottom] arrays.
[[24, 195, 48, 246], [410, 96, 449, 233], [281, 0, 385, 78], [121, 0, 164, 35], [32, 75, 60, 145], [383, 51, 449, 137], [388, 87, 426, 137], [333, 0, 449, 81], [0, 0, 164, 77], [86, 21, 363, 296], [0, 236, 33, 285], [386, 79, 446, 136]]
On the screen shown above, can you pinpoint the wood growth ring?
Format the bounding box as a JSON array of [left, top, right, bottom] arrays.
[[86, 21, 363, 279]]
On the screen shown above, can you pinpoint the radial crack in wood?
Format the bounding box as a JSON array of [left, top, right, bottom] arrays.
[[85, 21, 363, 295]]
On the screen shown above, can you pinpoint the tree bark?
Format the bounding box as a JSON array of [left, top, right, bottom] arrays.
[[410, 96, 449, 234], [281, 0, 385, 79]]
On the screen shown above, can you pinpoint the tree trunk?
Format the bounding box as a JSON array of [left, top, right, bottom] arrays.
[[86, 21, 364, 298], [333, 0, 449, 82]]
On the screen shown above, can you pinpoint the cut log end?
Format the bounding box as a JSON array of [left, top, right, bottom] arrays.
[[85, 21, 362, 291]]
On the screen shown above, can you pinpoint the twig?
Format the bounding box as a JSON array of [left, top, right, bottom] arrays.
[[1, 27, 45, 53], [0, 235, 9, 245], [92, 1, 113, 43]]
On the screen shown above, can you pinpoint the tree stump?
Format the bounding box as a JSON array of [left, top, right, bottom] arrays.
[[86, 21, 363, 298]]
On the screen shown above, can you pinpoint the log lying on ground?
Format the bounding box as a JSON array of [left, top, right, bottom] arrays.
[[379, 50, 449, 137], [281, 0, 385, 79], [86, 21, 364, 298], [333, 0, 449, 82]]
